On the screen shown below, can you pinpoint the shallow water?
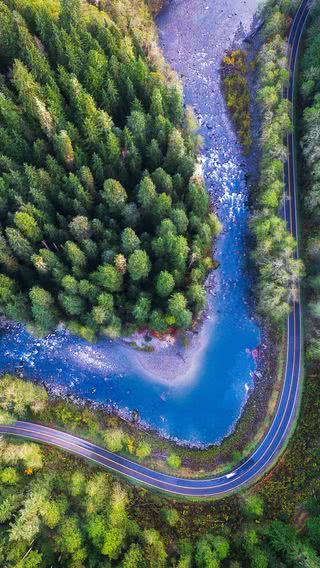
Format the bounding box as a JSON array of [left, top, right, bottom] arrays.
[[0, 0, 261, 445]]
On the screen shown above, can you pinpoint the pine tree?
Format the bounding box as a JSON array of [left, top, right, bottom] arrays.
[[29, 286, 58, 334], [152, 168, 173, 195], [92, 265, 123, 293], [53, 130, 74, 169], [167, 86, 184, 126], [6, 228, 33, 261], [133, 294, 151, 325], [156, 271, 175, 298], [69, 216, 90, 242], [128, 250, 151, 281], [146, 139, 163, 171], [13, 212, 42, 243], [102, 179, 127, 212], [121, 228, 140, 255], [137, 176, 157, 209], [0, 0, 217, 336], [12, 60, 54, 138], [163, 128, 186, 174], [150, 88, 164, 116]]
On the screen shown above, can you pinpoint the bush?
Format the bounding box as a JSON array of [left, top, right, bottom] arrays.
[[242, 494, 264, 519], [135, 441, 152, 460], [162, 507, 179, 527], [102, 428, 125, 452], [166, 454, 181, 469]]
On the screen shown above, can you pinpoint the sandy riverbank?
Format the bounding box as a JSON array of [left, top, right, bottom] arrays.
[[127, 307, 217, 387]]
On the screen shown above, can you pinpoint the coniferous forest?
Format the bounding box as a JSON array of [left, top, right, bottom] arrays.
[[0, 0, 219, 340]]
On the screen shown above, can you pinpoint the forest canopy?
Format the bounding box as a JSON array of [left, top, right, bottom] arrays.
[[250, 0, 304, 323], [0, 0, 219, 340]]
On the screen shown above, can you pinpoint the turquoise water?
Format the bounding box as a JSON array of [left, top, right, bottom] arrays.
[[0, 0, 261, 445]]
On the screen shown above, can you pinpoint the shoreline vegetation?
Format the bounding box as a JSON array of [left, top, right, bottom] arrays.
[[0, 0, 307, 468], [217, 0, 304, 468], [0, 0, 264, 460], [222, 49, 252, 151], [146, 0, 168, 16], [219, 0, 303, 463], [0, 0, 220, 343], [1, 401, 319, 568]]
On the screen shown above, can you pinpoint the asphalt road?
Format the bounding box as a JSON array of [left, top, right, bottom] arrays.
[[0, 0, 311, 497]]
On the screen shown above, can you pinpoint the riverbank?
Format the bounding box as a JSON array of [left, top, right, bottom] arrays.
[[146, 0, 168, 15]]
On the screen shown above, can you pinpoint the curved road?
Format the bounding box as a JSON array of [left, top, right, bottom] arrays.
[[0, 0, 311, 497]]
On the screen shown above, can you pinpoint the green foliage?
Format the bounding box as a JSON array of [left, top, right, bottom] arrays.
[[0, 0, 217, 338], [128, 249, 151, 281], [14, 211, 42, 243], [298, 5, 320, 363], [166, 453, 182, 469], [29, 286, 58, 335], [156, 270, 175, 297], [143, 528, 167, 567], [121, 227, 140, 255], [223, 49, 251, 149], [195, 533, 230, 567], [250, 0, 304, 324], [241, 494, 264, 520], [0, 374, 47, 418], [162, 507, 179, 527], [135, 441, 151, 459], [168, 292, 193, 328], [102, 428, 125, 452], [92, 264, 123, 293]]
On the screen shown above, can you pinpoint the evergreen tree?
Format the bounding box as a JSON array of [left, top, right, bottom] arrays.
[[121, 228, 140, 255], [137, 176, 157, 209], [13, 212, 42, 243], [102, 179, 127, 212], [156, 271, 175, 298], [6, 228, 33, 261], [53, 130, 74, 169], [150, 88, 164, 116], [92, 265, 123, 293], [128, 250, 151, 281], [29, 287, 58, 334]]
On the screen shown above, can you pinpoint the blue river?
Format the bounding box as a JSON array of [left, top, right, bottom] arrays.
[[0, 0, 260, 446]]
